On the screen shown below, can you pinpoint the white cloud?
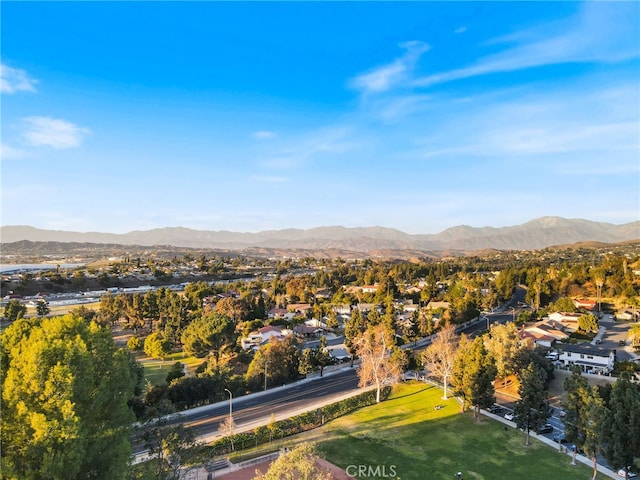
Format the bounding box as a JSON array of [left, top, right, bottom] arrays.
[[0, 143, 27, 159], [349, 41, 430, 95], [454, 27, 467, 34], [413, 2, 640, 88], [22, 116, 91, 149], [0, 63, 38, 94], [252, 130, 276, 140]]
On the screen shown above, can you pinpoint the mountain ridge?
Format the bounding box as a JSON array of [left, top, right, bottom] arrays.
[[1, 217, 639, 252]]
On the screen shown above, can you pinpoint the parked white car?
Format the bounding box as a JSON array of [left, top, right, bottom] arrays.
[[618, 468, 638, 478], [504, 412, 514, 421]]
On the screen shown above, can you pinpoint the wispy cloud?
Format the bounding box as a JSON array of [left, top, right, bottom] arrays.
[[454, 27, 467, 34], [258, 126, 355, 170], [414, 83, 639, 169], [22, 117, 91, 149], [0, 63, 38, 94], [0, 143, 27, 159], [413, 2, 639, 88], [252, 130, 276, 140], [349, 41, 429, 95]]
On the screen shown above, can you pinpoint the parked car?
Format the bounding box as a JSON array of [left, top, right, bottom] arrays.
[[553, 433, 568, 444], [536, 424, 553, 434], [504, 412, 514, 421], [617, 468, 638, 478], [488, 405, 504, 414], [619, 340, 627, 346]]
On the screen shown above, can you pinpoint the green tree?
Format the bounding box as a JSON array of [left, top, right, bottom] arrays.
[[181, 312, 237, 371], [344, 309, 365, 367], [452, 335, 497, 420], [141, 420, 207, 480], [578, 313, 599, 333], [3, 299, 26, 321], [144, 332, 171, 361], [484, 322, 523, 379], [314, 336, 333, 377], [583, 392, 606, 480], [601, 375, 640, 478], [127, 335, 143, 351], [246, 336, 301, 390], [513, 362, 552, 446], [562, 367, 590, 459], [35, 299, 50, 317], [1, 315, 136, 479], [166, 362, 185, 384]]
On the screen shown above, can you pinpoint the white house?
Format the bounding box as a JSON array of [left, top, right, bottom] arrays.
[[559, 344, 615, 374], [332, 304, 352, 316], [241, 325, 292, 350], [548, 312, 582, 332]]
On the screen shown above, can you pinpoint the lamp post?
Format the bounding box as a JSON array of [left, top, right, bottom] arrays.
[[510, 307, 516, 323], [224, 388, 233, 425]]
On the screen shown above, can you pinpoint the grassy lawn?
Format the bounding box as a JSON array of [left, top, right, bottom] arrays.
[[137, 351, 206, 385], [314, 382, 605, 480]]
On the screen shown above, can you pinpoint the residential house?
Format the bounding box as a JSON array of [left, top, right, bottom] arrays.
[[519, 320, 569, 347], [574, 298, 597, 310], [548, 312, 582, 332], [241, 325, 292, 350], [616, 309, 639, 321], [332, 304, 352, 316], [425, 301, 450, 311], [287, 303, 312, 317], [395, 299, 418, 313], [267, 307, 290, 320], [559, 344, 615, 374]]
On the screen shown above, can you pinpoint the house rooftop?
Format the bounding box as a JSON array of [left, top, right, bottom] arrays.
[[561, 343, 613, 356]]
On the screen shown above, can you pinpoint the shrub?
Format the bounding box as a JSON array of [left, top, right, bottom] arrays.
[[127, 336, 143, 351]]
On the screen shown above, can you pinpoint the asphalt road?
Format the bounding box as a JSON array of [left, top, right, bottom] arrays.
[[133, 367, 361, 456]]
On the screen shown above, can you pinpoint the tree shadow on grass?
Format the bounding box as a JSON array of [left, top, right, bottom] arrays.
[[386, 384, 433, 402]]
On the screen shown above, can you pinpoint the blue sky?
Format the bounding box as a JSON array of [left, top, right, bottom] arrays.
[[1, 1, 639, 234]]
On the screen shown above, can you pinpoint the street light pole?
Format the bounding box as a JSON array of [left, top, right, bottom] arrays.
[[224, 388, 233, 424]]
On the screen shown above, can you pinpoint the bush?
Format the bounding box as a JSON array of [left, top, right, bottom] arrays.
[[127, 336, 143, 351], [166, 362, 185, 384], [209, 387, 391, 456]]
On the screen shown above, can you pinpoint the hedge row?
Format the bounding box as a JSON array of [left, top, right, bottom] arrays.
[[209, 386, 391, 456]]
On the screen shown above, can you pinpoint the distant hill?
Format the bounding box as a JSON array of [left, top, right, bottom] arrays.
[[1, 217, 638, 253]]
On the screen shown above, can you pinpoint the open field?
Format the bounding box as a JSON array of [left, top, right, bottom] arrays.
[[25, 301, 100, 318], [319, 383, 607, 480], [228, 382, 607, 480], [136, 351, 206, 385]]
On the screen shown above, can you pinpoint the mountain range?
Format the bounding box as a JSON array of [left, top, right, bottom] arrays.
[[2, 217, 639, 253]]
